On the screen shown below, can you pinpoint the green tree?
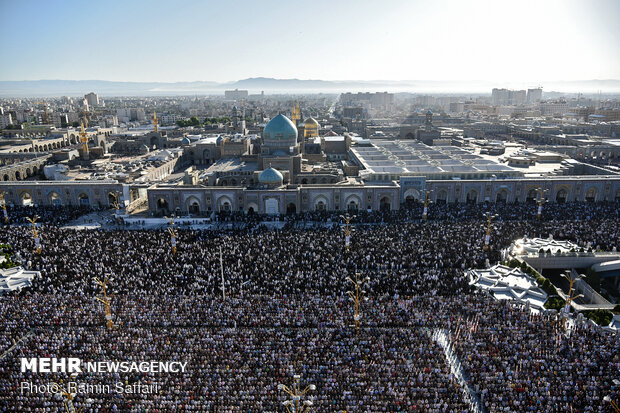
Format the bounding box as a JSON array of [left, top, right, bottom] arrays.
[[204, 117, 231, 125], [0, 244, 18, 269], [582, 310, 613, 326], [544, 296, 566, 311]]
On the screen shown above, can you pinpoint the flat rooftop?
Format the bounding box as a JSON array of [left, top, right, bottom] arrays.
[[350, 140, 520, 179], [205, 158, 258, 174], [479, 146, 570, 176]]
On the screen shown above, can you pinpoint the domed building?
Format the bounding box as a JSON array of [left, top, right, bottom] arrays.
[[262, 114, 298, 148], [259, 113, 302, 183], [303, 117, 320, 139], [258, 166, 283, 187]]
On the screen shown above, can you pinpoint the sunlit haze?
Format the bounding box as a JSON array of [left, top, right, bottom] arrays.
[[1, 0, 618, 84]]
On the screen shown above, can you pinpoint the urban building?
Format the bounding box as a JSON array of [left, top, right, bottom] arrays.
[[527, 88, 543, 103], [0, 113, 13, 129], [1, 95, 620, 217], [540, 101, 569, 115], [492, 88, 527, 106], [340, 92, 394, 110], [84, 92, 99, 107], [225, 89, 249, 100]]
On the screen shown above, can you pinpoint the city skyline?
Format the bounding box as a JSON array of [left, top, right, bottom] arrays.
[[1, 0, 619, 84]]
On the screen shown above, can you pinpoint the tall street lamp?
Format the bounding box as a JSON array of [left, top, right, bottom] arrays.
[[561, 270, 584, 324], [603, 395, 620, 412], [93, 276, 114, 330], [166, 215, 177, 255], [278, 374, 315, 413], [25, 215, 41, 254], [110, 191, 122, 224], [0, 191, 8, 223], [52, 378, 88, 413], [347, 272, 370, 333], [483, 212, 497, 252], [537, 187, 548, 220], [422, 189, 432, 221], [339, 213, 356, 251]]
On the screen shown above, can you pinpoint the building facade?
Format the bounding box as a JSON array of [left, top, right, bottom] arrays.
[[148, 182, 401, 216]]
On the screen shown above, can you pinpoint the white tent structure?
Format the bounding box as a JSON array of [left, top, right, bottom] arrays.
[[510, 236, 581, 256], [0, 267, 40, 293], [468, 264, 548, 312]]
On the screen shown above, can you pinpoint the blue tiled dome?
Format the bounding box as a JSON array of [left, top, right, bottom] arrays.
[[263, 114, 297, 147], [258, 167, 283, 185], [181, 137, 191, 144]]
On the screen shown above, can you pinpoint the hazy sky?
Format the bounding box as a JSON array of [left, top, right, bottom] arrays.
[[1, 0, 619, 82]]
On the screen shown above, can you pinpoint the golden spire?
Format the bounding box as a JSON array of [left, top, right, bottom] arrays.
[[79, 121, 89, 154], [153, 112, 159, 132], [291, 102, 301, 126]]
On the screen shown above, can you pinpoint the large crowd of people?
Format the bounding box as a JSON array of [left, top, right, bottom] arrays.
[[2, 205, 94, 225], [0, 201, 618, 411], [216, 200, 620, 227], [448, 297, 620, 412], [1, 295, 618, 412]]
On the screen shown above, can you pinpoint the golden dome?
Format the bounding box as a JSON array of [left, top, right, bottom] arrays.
[[304, 117, 319, 128]]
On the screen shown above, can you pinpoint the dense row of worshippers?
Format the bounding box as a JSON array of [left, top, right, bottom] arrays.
[[2, 296, 617, 411], [0, 201, 618, 411], [3, 200, 618, 226]]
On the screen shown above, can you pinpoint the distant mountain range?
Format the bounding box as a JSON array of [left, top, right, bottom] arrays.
[[1, 78, 620, 97]]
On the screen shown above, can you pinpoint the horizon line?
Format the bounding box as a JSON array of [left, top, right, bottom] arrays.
[[2, 78, 620, 84]]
